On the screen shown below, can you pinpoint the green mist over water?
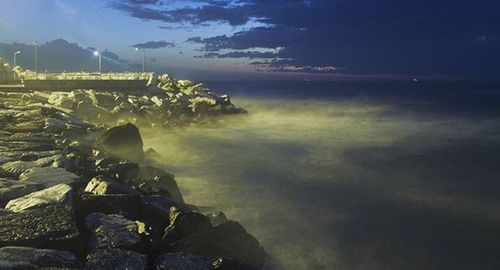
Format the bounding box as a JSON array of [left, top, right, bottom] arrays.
[[143, 96, 500, 270]]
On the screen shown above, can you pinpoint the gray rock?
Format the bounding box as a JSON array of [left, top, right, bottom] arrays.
[[44, 118, 67, 132], [154, 252, 212, 270], [205, 211, 228, 227], [0, 161, 35, 176], [94, 123, 144, 162], [0, 179, 42, 206], [137, 166, 184, 203], [84, 175, 138, 195], [19, 167, 80, 188], [0, 246, 81, 268], [34, 154, 69, 168], [5, 183, 73, 212], [85, 213, 145, 251], [86, 248, 147, 270], [0, 205, 80, 251], [163, 208, 213, 242], [173, 221, 265, 269], [0, 259, 37, 269]]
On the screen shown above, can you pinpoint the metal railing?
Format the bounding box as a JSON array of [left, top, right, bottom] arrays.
[[22, 71, 153, 81]]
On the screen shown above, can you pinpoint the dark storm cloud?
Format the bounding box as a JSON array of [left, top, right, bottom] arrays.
[[114, 0, 500, 77], [130, 40, 175, 49], [201, 51, 278, 59], [112, 0, 251, 26]]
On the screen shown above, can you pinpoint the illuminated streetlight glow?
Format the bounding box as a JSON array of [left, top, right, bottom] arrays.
[[13, 51, 21, 67], [93, 50, 101, 73]]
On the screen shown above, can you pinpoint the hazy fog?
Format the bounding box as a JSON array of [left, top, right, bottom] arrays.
[[143, 96, 500, 270]]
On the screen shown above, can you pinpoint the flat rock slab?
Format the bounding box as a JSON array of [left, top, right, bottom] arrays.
[[154, 252, 212, 270], [0, 246, 81, 269], [0, 179, 43, 206], [0, 205, 80, 251], [5, 183, 73, 212], [86, 248, 147, 270], [85, 213, 145, 251], [84, 175, 138, 195], [19, 167, 80, 187]]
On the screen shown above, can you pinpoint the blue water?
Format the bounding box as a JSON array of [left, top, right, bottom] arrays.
[[146, 81, 500, 270]]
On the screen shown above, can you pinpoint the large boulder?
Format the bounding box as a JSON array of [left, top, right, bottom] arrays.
[[163, 208, 212, 242], [0, 205, 80, 251], [5, 183, 73, 212], [94, 123, 144, 162], [0, 246, 81, 269], [19, 167, 80, 188], [172, 221, 265, 269], [154, 252, 212, 270], [85, 213, 145, 252], [86, 248, 147, 270]]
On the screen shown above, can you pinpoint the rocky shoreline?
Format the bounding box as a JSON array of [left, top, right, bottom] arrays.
[[0, 76, 263, 269]]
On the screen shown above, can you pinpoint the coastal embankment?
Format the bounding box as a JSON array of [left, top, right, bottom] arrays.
[[0, 74, 262, 269]]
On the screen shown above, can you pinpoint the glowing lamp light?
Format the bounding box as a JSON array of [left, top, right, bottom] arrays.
[[93, 51, 99, 56]]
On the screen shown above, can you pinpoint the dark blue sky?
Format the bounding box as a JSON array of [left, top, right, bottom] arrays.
[[1, 0, 499, 80]]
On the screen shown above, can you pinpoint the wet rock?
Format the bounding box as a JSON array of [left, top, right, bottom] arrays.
[[79, 194, 176, 234], [79, 194, 142, 218], [86, 248, 147, 270], [0, 246, 81, 269], [84, 175, 139, 195], [19, 167, 80, 188], [85, 213, 145, 251], [5, 183, 72, 212], [140, 196, 178, 231], [136, 166, 184, 203], [0, 205, 80, 251], [205, 211, 228, 227], [0, 179, 43, 206], [173, 221, 265, 269], [163, 208, 213, 242], [94, 123, 144, 162], [154, 252, 212, 270]]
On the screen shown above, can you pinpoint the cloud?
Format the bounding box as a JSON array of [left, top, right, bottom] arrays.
[[113, 0, 500, 77], [0, 39, 131, 72], [130, 40, 175, 49], [199, 51, 278, 59]]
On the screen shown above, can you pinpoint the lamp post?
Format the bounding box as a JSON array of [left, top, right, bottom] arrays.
[[93, 50, 101, 73], [135, 47, 146, 72], [32, 41, 38, 73], [13, 51, 21, 67]]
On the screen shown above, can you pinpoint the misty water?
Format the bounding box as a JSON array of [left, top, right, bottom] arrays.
[[143, 82, 500, 270]]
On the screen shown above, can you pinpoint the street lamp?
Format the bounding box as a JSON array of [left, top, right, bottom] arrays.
[[32, 41, 38, 73], [135, 47, 146, 72], [93, 50, 101, 73], [13, 51, 21, 67]]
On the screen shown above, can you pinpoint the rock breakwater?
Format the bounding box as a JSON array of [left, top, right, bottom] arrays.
[[0, 78, 263, 269]]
